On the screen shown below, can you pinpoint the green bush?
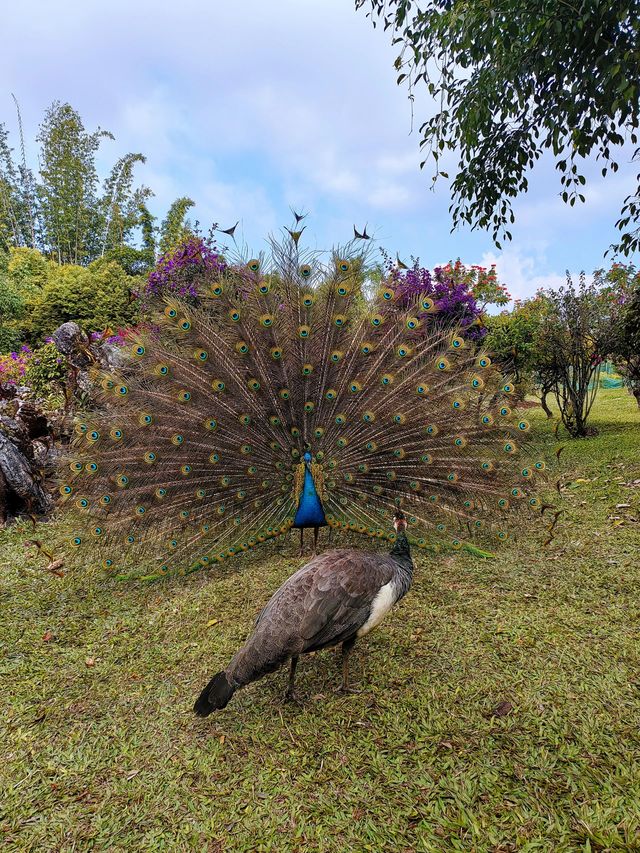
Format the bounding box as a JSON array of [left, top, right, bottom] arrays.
[[29, 258, 141, 342], [23, 342, 68, 401]]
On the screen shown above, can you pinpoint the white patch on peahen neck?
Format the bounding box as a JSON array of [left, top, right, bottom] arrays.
[[356, 580, 397, 638]]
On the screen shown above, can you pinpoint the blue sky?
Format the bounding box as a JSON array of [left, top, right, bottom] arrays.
[[2, 0, 637, 302]]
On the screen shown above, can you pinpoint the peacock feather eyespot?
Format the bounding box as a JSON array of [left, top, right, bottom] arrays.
[[393, 413, 406, 425], [386, 470, 397, 481], [132, 344, 145, 357], [87, 430, 100, 442], [477, 355, 491, 368], [269, 415, 281, 427], [396, 344, 412, 358], [406, 316, 420, 330], [481, 414, 494, 426], [258, 281, 270, 294], [194, 349, 208, 362], [164, 306, 178, 319], [325, 388, 337, 401], [521, 467, 532, 478], [75, 497, 89, 509], [436, 357, 450, 371], [209, 452, 220, 464], [497, 531, 509, 541], [381, 373, 394, 386], [436, 523, 447, 533], [217, 504, 226, 515], [464, 499, 474, 509], [155, 364, 170, 377], [86, 462, 98, 474], [259, 314, 274, 328], [155, 487, 167, 498], [211, 379, 225, 392], [421, 453, 432, 464], [229, 309, 240, 322], [140, 413, 153, 426], [204, 418, 218, 432], [498, 498, 510, 509], [453, 435, 468, 448], [337, 284, 350, 296], [247, 465, 257, 475], [333, 314, 347, 328], [126, 535, 135, 545], [301, 292, 314, 308], [302, 363, 314, 376], [500, 406, 511, 417], [511, 487, 524, 498], [70, 461, 83, 473], [135, 505, 146, 516], [471, 375, 485, 390], [239, 413, 251, 426], [270, 347, 283, 360], [201, 523, 211, 533], [302, 401, 315, 414], [177, 390, 192, 403], [338, 260, 351, 274], [362, 411, 376, 423], [60, 485, 73, 496], [517, 420, 530, 432], [92, 526, 104, 537], [144, 452, 157, 464], [179, 319, 191, 332], [71, 536, 82, 547], [357, 463, 369, 473], [344, 472, 354, 483], [279, 388, 291, 400], [450, 335, 465, 350], [393, 448, 406, 459], [534, 461, 546, 471], [474, 520, 484, 529], [426, 423, 438, 435], [171, 434, 184, 446], [503, 441, 517, 454], [349, 381, 362, 393], [300, 264, 312, 278], [235, 341, 249, 355], [103, 559, 114, 569], [314, 427, 324, 438], [365, 441, 378, 452], [330, 350, 343, 363], [416, 384, 429, 396], [298, 325, 311, 339], [290, 427, 300, 437], [481, 460, 494, 472], [247, 259, 260, 272], [429, 494, 440, 503], [373, 485, 383, 495], [529, 497, 540, 508], [503, 383, 514, 394], [337, 437, 349, 448], [168, 539, 178, 550], [101, 377, 115, 391], [180, 510, 190, 519], [210, 284, 224, 297], [236, 490, 246, 500], [451, 538, 463, 550], [380, 287, 394, 301], [417, 538, 426, 548], [99, 494, 112, 505], [75, 422, 88, 435], [360, 342, 374, 355], [452, 399, 465, 411], [370, 313, 385, 327], [447, 472, 459, 482], [410, 480, 420, 491], [421, 297, 437, 312], [109, 428, 123, 441], [240, 444, 252, 454]]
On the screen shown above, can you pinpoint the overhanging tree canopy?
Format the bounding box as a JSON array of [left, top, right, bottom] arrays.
[[357, 0, 640, 254]]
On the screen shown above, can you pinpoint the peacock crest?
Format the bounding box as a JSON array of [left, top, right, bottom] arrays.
[[60, 229, 543, 578]]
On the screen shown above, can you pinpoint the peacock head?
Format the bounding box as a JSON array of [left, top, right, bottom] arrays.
[[393, 510, 407, 533], [303, 451, 312, 462]]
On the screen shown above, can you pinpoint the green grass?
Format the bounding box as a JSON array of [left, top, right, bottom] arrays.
[[2, 390, 639, 852]]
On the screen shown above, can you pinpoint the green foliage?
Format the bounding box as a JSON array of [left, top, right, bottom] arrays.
[[358, 0, 640, 254], [486, 300, 544, 386], [23, 342, 68, 404], [0, 250, 22, 352], [29, 258, 140, 341], [600, 263, 640, 405], [159, 196, 195, 254]]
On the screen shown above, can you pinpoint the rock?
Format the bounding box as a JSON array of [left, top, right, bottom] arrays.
[[0, 430, 53, 521], [98, 342, 126, 370], [51, 322, 91, 368]]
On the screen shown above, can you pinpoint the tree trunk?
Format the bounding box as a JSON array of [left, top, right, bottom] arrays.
[[539, 391, 553, 419]]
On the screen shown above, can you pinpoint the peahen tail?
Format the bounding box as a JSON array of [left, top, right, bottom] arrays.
[[59, 228, 544, 578], [193, 671, 236, 716]]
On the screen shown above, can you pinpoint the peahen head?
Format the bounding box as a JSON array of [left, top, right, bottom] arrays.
[[393, 510, 407, 533]]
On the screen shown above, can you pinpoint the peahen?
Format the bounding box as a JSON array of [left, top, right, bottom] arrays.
[[60, 228, 543, 578], [194, 511, 413, 714]]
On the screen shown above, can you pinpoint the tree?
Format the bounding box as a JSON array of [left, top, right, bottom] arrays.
[[357, 1, 640, 254], [601, 263, 640, 406], [159, 197, 195, 255], [485, 295, 550, 394], [539, 275, 612, 437]]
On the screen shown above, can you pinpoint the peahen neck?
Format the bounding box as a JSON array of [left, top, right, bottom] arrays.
[[389, 531, 414, 596]]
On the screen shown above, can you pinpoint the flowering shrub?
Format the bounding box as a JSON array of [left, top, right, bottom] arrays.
[[146, 236, 227, 298], [0, 345, 32, 386], [0, 343, 68, 408], [380, 255, 509, 340]]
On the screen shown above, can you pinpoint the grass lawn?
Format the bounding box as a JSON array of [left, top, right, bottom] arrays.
[[2, 389, 639, 852]]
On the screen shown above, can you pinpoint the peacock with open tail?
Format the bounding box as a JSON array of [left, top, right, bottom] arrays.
[[59, 227, 544, 580]]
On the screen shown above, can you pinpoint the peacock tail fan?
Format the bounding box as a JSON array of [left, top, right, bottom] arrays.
[[59, 230, 546, 580]]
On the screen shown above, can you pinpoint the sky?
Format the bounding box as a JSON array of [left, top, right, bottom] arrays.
[[2, 0, 637, 304]]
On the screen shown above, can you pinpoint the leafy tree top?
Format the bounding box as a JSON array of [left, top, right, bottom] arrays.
[[357, 0, 640, 254]]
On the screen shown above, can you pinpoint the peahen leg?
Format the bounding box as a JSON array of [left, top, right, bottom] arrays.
[[340, 636, 361, 694], [312, 525, 319, 555], [285, 655, 299, 702], [299, 528, 304, 556]]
